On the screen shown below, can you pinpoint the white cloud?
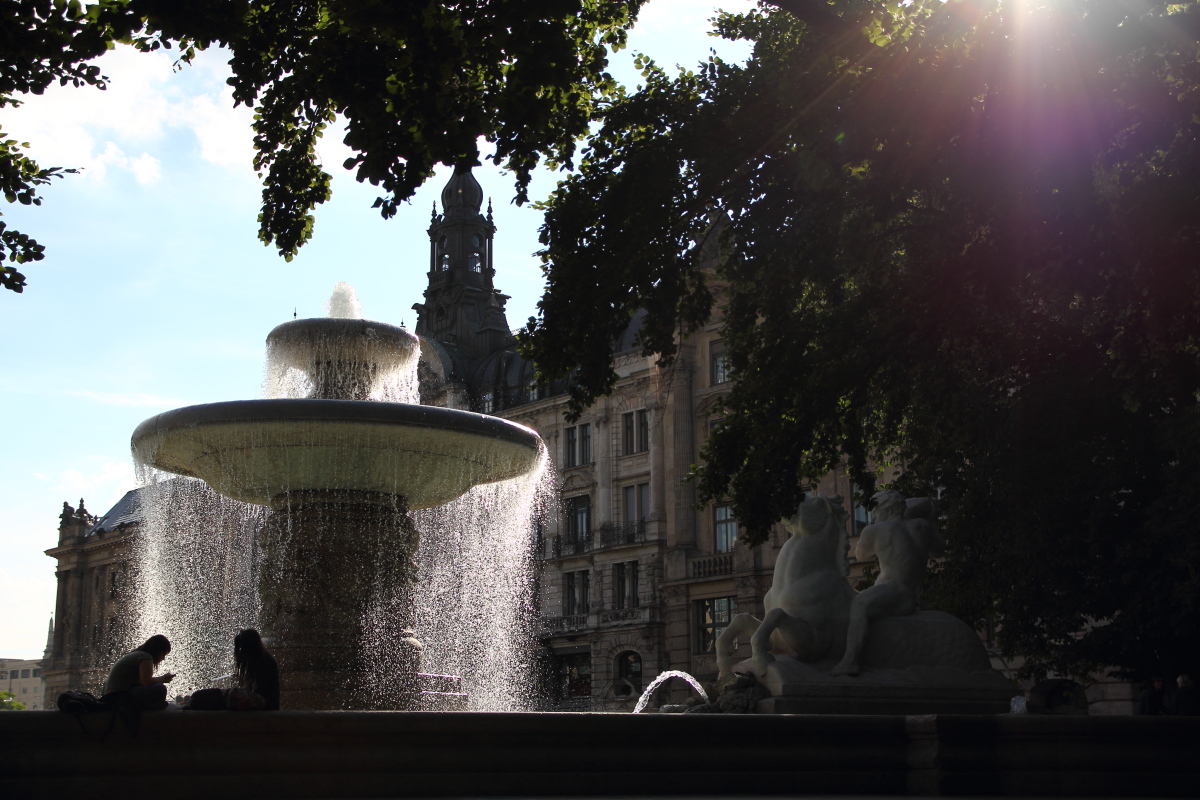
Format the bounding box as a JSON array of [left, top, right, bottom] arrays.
[[633, 0, 727, 38], [187, 88, 255, 169], [129, 152, 163, 185], [67, 390, 185, 407], [84, 142, 161, 185], [2, 44, 254, 185], [51, 458, 135, 502]]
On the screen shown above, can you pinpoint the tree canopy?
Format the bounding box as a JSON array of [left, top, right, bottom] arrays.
[[0, 690, 26, 710], [1, 0, 646, 290], [522, 0, 1200, 681]]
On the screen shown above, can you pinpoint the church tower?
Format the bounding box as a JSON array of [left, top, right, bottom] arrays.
[[413, 166, 513, 358]]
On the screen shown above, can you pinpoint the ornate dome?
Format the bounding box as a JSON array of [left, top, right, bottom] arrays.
[[440, 166, 484, 215]]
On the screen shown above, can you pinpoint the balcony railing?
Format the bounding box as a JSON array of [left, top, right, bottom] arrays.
[[691, 553, 733, 578], [540, 613, 590, 634], [540, 522, 651, 559], [598, 520, 646, 549], [542, 533, 594, 558]]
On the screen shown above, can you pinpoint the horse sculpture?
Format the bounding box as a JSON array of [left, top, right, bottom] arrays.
[[716, 494, 855, 680]]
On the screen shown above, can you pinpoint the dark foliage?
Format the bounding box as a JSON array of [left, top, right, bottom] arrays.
[[523, 0, 1200, 681]]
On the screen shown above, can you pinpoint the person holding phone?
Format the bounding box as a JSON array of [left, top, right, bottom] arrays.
[[102, 634, 174, 710]]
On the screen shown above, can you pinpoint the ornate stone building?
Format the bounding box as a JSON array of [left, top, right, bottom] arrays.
[[43, 495, 140, 701]]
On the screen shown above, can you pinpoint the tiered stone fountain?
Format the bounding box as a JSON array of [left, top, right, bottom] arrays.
[[130, 293, 541, 709]]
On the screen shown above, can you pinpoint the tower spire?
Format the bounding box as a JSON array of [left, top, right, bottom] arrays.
[[414, 166, 510, 356]]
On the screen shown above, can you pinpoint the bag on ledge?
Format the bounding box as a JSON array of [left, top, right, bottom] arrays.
[[56, 690, 108, 715], [185, 687, 229, 710]]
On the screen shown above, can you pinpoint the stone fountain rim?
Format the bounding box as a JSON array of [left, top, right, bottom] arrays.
[[131, 399, 540, 451], [266, 317, 419, 346]]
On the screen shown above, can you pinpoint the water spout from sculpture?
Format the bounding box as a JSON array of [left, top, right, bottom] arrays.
[[632, 670, 710, 713]]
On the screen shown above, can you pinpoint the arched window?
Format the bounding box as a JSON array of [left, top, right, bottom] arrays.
[[468, 251, 481, 272], [441, 253, 451, 271], [614, 651, 642, 696]]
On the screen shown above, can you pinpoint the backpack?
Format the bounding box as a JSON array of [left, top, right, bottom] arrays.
[[57, 689, 140, 739], [56, 690, 109, 715]]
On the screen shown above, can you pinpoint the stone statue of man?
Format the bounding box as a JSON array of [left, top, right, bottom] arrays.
[[830, 490, 945, 677]]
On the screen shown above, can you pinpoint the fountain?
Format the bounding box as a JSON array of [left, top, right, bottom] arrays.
[[129, 286, 543, 709]]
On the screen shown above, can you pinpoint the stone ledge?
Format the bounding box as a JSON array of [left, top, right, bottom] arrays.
[[4, 711, 1198, 799]]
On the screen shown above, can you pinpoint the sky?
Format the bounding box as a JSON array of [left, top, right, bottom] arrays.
[[0, 1, 754, 658]]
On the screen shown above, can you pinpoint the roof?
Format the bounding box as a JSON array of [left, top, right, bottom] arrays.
[[85, 488, 144, 537], [614, 308, 649, 354]]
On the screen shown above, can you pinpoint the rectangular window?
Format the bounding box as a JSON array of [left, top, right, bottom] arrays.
[[8, 670, 17, 679], [622, 412, 635, 454], [20, 669, 30, 678], [564, 423, 592, 467], [614, 563, 643, 606], [851, 482, 873, 536], [566, 570, 590, 614], [614, 561, 639, 610], [696, 596, 737, 653], [32, 669, 41, 677], [710, 340, 730, 385], [614, 562, 626, 610], [565, 572, 577, 615], [564, 426, 578, 468], [715, 504, 737, 553], [636, 409, 650, 452], [623, 482, 650, 524], [565, 495, 591, 543]]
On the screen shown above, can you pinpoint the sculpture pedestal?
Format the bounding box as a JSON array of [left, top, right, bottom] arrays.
[[740, 611, 1016, 715], [258, 492, 421, 710]]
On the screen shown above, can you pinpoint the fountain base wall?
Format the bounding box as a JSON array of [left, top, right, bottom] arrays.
[[6, 711, 1198, 798], [258, 493, 421, 710]]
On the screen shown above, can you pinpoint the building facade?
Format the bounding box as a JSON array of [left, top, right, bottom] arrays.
[[43, 494, 140, 702], [2, 651, 49, 710]]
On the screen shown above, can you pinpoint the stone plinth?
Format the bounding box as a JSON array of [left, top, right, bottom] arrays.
[[258, 493, 421, 710], [5, 711, 1199, 798], [738, 611, 1016, 715]]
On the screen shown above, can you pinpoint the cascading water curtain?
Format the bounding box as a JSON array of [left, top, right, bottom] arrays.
[[126, 469, 266, 696], [410, 445, 555, 710]]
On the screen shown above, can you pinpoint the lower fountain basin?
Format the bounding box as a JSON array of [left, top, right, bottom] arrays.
[[131, 400, 542, 509]]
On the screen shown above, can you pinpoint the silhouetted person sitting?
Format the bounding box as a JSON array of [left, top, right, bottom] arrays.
[[1137, 677, 1166, 715], [232, 629, 280, 710], [1174, 674, 1199, 716], [102, 634, 174, 710]]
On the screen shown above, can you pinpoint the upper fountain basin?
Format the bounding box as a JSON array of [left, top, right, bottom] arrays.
[[131, 400, 542, 509], [266, 318, 419, 401]]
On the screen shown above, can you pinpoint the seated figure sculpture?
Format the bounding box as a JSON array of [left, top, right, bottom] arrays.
[[830, 489, 944, 676], [715, 491, 1012, 714], [716, 494, 854, 679]]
